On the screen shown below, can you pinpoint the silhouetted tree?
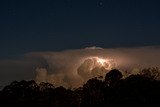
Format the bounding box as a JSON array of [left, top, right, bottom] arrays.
[[140, 67, 160, 80], [1, 69, 160, 107], [52, 86, 74, 107], [105, 69, 122, 86], [82, 77, 104, 107], [1, 80, 40, 106], [72, 87, 83, 107]]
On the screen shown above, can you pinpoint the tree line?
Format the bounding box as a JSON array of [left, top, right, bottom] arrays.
[[0, 68, 160, 107]]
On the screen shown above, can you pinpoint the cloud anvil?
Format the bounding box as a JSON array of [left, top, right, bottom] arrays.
[[0, 46, 160, 88]]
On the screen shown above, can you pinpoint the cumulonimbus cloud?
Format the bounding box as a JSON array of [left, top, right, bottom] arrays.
[[0, 46, 160, 88]]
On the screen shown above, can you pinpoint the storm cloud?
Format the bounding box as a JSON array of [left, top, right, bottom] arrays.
[[0, 46, 160, 88]]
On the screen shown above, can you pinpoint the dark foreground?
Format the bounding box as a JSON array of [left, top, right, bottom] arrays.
[[0, 68, 160, 107]]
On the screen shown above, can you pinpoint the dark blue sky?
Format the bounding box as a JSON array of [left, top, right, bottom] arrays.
[[0, 0, 160, 58]]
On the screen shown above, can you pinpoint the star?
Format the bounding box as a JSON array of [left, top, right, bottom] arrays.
[[97, 1, 104, 8], [99, 2, 103, 6]]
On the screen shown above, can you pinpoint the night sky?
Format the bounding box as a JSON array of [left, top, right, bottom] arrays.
[[0, 0, 160, 58]]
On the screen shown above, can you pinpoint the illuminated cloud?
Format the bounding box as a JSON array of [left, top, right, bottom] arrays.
[[85, 46, 103, 50], [0, 46, 160, 88]]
